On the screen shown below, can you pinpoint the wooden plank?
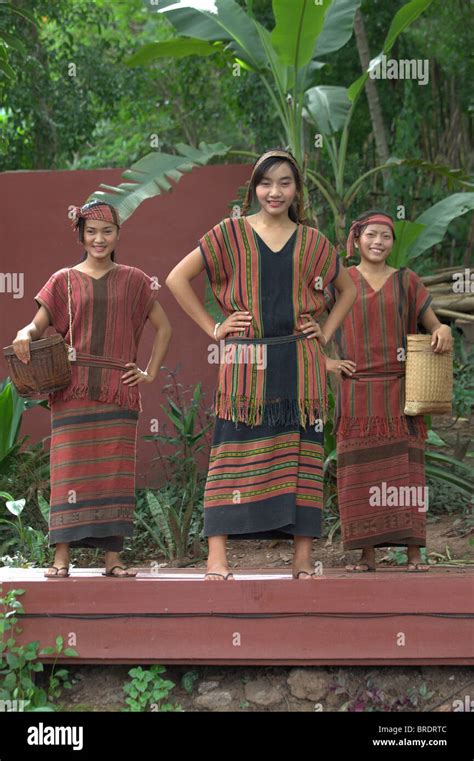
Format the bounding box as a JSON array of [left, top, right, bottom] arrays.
[[1, 567, 472, 665]]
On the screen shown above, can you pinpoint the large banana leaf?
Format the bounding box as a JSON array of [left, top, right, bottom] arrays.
[[89, 141, 230, 223], [161, 0, 268, 70], [312, 0, 361, 57], [271, 0, 330, 69], [304, 85, 352, 136], [405, 193, 474, 261]]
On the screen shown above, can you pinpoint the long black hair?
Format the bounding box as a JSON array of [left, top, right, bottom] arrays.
[[241, 150, 307, 224]]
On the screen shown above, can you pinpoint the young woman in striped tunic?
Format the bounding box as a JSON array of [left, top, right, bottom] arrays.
[[325, 210, 453, 572], [12, 201, 172, 578], [166, 150, 356, 580]]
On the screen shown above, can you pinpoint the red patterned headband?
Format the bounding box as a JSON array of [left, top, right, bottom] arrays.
[[250, 150, 301, 180], [346, 214, 395, 258], [70, 201, 120, 231]]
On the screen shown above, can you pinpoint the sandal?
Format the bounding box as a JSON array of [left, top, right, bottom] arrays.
[[293, 570, 320, 579], [406, 562, 430, 573], [203, 572, 234, 580], [44, 565, 70, 578], [345, 563, 376, 572], [102, 565, 137, 578]]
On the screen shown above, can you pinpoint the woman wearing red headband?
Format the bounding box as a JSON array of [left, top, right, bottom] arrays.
[[166, 150, 357, 580], [12, 200, 172, 578], [325, 209, 453, 572]]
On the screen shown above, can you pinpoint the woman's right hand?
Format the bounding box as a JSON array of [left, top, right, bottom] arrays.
[[326, 357, 356, 377], [12, 330, 33, 364], [215, 311, 253, 340]]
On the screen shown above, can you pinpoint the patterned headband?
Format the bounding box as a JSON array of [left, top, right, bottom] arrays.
[[346, 213, 395, 258], [250, 150, 301, 178], [71, 201, 121, 231]]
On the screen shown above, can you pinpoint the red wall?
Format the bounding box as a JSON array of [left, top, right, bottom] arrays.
[[0, 164, 251, 487]]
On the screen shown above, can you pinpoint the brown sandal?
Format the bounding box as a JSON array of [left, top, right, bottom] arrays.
[[44, 566, 70, 578], [102, 565, 137, 577]]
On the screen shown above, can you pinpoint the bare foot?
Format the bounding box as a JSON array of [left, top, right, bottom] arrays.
[[345, 549, 376, 572], [44, 546, 70, 578], [407, 547, 430, 572]]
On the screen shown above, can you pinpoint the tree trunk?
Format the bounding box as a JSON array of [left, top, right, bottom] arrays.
[[353, 9, 390, 184]]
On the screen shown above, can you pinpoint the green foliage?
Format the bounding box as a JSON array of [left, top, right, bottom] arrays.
[[331, 672, 434, 711], [0, 492, 49, 566], [122, 665, 182, 712], [452, 332, 474, 420], [0, 381, 50, 563], [0, 587, 77, 711], [140, 370, 211, 560]]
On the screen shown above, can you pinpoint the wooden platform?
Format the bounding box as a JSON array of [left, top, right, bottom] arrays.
[[1, 566, 473, 665]]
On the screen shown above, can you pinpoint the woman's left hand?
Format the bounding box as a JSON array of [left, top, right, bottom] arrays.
[[298, 313, 327, 346], [431, 324, 453, 353], [122, 363, 155, 386]]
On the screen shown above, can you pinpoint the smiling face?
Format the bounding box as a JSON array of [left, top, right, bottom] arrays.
[[82, 219, 119, 262], [254, 161, 297, 219], [356, 223, 394, 264]]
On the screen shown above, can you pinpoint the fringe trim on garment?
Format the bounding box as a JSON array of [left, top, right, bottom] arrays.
[[214, 392, 328, 428], [334, 414, 428, 440], [48, 383, 142, 413]]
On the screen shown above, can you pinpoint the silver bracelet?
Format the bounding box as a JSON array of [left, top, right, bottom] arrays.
[[213, 322, 221, 340]]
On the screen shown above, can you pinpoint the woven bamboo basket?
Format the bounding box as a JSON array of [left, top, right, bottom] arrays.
[[3, 335, 71, 398], [404, 334, 453, 415]]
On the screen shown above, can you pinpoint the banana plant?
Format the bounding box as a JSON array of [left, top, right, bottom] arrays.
[[86, 0, 465, 243]]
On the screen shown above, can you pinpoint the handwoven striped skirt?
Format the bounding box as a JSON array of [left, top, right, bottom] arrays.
[[203, 330, 326, 539], [48, 398, 139, 550], [203, 417, 324, 539], [336, 423, 427, 550]]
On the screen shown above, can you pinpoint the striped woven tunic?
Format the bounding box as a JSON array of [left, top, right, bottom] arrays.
[[325, 266, 433, 550], [199, 216, 339, 539], [34, 264, 157, 549]]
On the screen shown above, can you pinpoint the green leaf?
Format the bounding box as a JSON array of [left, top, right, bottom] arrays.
[[88, 142, 230, 224], [5, 499, 26, 517], [426, 451, 474, 478], [424, 464, 473, 499], [162, 0, 267, 70], [271, 0, 330, 69], [313, 0, 361, 57], [6, 653, 19, 668], [427, 430, 447, 447], [304, 85, 352, 136], [406, 193, 474, 260], [36, 493, 50, 525], [126, 38, 222, 66], [389, 220, 426, 268]]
